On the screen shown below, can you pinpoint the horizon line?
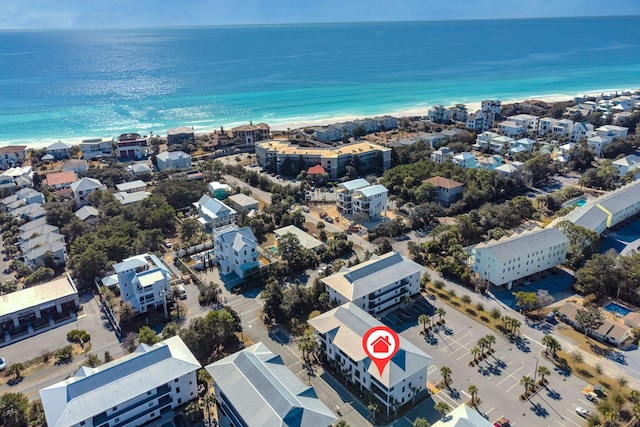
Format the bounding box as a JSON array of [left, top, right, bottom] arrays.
[[1, 14, 638, 32]]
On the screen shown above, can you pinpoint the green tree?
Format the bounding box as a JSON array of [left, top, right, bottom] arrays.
[[119, 301, 136, 328], [138, 326, 160, 345], [513, 291, 539, 313], [520, 375, 534, 396], [461, 295, 471, 307], [484, 334, 496, 352], [335, 420, 351, 427], [524, 154, 556, 185], [468, 384, 479, 406], [26, 399, 47, 427], [367, 403, 379, 421], [413, 418, 430, 427], [537, 366, 551, 384], [261, 278, 284, 325], [418, 314, 430, 333], [434, 402, 451, 419], [162, 322, 180, 339], [84, 354, 102, 368], [440, 366, 452, 386], [0, 392, 30, 427], [569, 350, 584, 368], [557, 221, 601, 269], [180, 217, 203, 241], [7, 362, 25, 380], [575, 305, 605, 337], [436, 307, 446, 323]]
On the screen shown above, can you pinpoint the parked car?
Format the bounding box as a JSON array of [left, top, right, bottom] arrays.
[[585, 392, 597, 402], [0, 357, 6, 371], [164, 240, 173, 249], [576, 407, 590, 417]]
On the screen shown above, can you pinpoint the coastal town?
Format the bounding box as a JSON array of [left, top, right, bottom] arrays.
[[2, 89, 640, 427]]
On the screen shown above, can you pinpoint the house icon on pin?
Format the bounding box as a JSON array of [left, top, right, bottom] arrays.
[[372, 335, 391, 353]]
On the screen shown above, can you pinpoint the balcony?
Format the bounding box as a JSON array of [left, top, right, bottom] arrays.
[[369, 280, 410, 300]]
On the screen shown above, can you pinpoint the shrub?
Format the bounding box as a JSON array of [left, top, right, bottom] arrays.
[[434, 280, 445, 290], [475, 302, 485, 312], [54, 345, 74, 364], [67, 330, 91, 344]]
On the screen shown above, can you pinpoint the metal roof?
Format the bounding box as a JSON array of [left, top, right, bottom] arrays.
[[206, 343, 337, 427], [40, 337, 200, 427], [473, 227, 568, 264]]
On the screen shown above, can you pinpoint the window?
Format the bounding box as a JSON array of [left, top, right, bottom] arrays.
[[178, 398, 182, 404], [80, 422, 85, 426], [149, 402, 153, 407], [112, 406, 117, 411], [175, 378, 179, 383], [176, 387, 180, 393]]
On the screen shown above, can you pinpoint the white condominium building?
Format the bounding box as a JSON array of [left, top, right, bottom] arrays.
[[40, 336, 200, 427], [470, 227, 569, 288], [322, 251, 424, 315], [308, 303, 433, 415]]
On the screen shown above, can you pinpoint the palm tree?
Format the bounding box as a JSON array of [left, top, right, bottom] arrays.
[[484, 334, 496, 352], [335, 420, 351, 427], [520, 376, 534, 398], [7, 362, 24, 380], [440, 366, 452, 387], [537, 366, 551, 385], [542, 335, 555, 355], [413, 417, 430, 427], [434, 402, 451, 419], [461, 295, 471, 307], [490, 308, 502, 322], [468, 385, 479, 406], [477, 337, 488, 354], [594, 364, 603, 380], [629, 389, 640, 404], [470, 346, 480, 361], [410, 385, 420, 405], [510, 318, 522, 335], [542, 335, 561, 357], [119, 301, 135, 328], [171, 286, 183, 318], [436, 307, 446, 323], [418, 314, 430, 333], [631, 403, 640, 424]]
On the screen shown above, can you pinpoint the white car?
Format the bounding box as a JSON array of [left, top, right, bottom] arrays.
[[576, 407, 590, 417], [0, 357, 6, 371]]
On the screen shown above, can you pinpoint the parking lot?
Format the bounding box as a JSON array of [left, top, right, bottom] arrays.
[[390, 295, 592, 427]]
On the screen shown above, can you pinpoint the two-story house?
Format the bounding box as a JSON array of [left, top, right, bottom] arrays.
[[424, 176, 463, 206], [193, 195, 237, 232], [70, 177, 106, 207], [156, 150, 192, 171]]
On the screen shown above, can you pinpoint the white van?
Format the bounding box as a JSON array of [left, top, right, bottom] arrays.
[[174, 284, 187, 300]]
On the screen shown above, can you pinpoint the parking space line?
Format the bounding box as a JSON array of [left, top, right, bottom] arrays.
[[505, 380, 520, 393], [434, 390, 459, 408], [561, 412, 584, 427], [484, 407, 494, 416], [497, 366, 523, 385]]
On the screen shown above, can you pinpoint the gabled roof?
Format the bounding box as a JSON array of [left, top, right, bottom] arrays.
[[157, 150, 190, 161], [214, 226, 257, 250], [115, 180, 146, 192], [473, 227, 568, 263], [227, 193, 259, 208], [0, 145, 27, 154], [355, 184, 387, 198], [205, 343, 336, 427], [322, 251, 424, 300], [194, 195, 236, 219], [47, 141, 72, 151], [308, 303, 433, 388], [167, 126, 194, 135], [307, 164, 326, 175], [75, 206, 99, 221], [70, 177, 104, 193], [40, 337, 200, 427]]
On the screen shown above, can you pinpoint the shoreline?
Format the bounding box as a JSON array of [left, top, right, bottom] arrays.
[[3, 87, 637, 150]]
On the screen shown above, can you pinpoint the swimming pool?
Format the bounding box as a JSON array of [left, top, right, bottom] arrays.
[[268, 246, 279, 255], [603, 302, 632, 317], [575, 200, 586, 207]]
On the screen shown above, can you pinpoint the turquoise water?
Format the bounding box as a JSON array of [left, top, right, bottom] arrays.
[[0, 16, 639, 146], [604, 302, 632, 317], [268, 246, 279, 255], [575, 200, 587, 207]]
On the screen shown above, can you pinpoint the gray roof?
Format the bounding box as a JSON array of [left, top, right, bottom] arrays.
[[157, 150, 190, 161], [214, 226, 257, 250], [47, 141, 72, 151], [206, 342, 337, 427], [274, 225, 324, 251], [40, 336, 200, 427], [356, 184, 387, 198], [308, 303, 433, 388], [338, 178, 370, 191], [114, 191, 151, 205], [19, 224, 59, 241], [23, 241, 66, 260], [322, 251, 424, 300], [432, 403, 494, 427], [227, 193, 259, 208], [194, 195, 236, 218], [473, 227, 569, 264], [10, 203, 47, 220], [128, 163, 152, 173], [70, 177, 104, 193], [21, 232, 65, 251], [115, 180, 147, 192], [75, 206, 100, 221], [559, 180, 640, 232]]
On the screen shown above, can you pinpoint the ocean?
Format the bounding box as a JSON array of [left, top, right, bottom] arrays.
[[0, 16, 639, 146]]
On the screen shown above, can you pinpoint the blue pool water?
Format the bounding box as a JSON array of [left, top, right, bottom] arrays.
[[575, 200, 586, 207], [604, 302, 632, 317], [268, 246, 279, 255]]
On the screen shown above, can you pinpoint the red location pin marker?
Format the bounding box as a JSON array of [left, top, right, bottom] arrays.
[[362, 326, 400, 376]]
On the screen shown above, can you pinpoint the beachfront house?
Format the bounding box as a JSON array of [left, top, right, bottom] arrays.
[[46, 141, 73, 160], [167, 126, 195, 146], [116, 133, 148, 160], [79, 138, 113, 159], [0, 145, 27, 169], [231, 122, 270, 145], [427, 105, 452, 123]]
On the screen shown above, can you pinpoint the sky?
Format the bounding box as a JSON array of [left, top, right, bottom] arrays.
[[1, 0, 639, 30]]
